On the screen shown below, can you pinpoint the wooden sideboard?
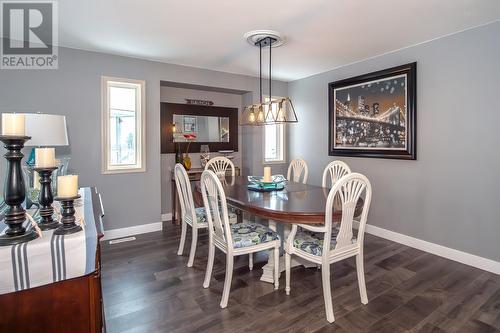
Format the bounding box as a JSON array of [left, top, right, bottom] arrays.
[[0, 188, 105, 333], [170, 167, 240, 224]]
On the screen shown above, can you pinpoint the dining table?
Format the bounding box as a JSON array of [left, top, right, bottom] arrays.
[[194, 175, 363, 284]]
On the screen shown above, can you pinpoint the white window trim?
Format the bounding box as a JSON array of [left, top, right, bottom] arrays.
[[101, 76, 146, 174], [263, 96, 287, 164], [263, 123, 286, 165]]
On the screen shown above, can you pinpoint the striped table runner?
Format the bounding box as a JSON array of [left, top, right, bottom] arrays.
[[0, 187, 99, 294]]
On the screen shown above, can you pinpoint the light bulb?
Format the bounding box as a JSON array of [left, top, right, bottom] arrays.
[[277, 102, 285, 121], [248, 111, 256, 123], [257, 106, 265, 122]]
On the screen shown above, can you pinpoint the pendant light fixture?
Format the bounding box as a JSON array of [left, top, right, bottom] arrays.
[[240, 30, 298, 126]]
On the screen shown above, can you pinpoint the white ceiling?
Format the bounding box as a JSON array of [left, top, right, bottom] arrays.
[[59, 0, 500, 81]]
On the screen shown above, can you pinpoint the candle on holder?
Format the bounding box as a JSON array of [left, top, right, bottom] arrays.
[[263, 166, 272, 182], [57, 175, 78, 198], [35, 147, 56, 167], [1, 113, 25, 136]]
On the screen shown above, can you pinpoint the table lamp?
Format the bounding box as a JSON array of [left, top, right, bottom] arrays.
[[23, 113, 69, 164], [22, 114, 69, 209]]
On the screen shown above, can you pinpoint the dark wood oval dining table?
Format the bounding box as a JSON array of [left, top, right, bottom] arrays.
[[194, 175, 362, 224]]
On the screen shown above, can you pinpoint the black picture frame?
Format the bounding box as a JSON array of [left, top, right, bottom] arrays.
[[328, 62, 417, 160]]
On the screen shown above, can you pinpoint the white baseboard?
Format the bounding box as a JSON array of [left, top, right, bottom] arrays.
[[101, 213, 173, 241], [359, 222, 500, 275], [102, 221, 163, 241]]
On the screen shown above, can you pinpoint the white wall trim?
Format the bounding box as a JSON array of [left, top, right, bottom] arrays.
[[102, 213, 173, 241], [357, 222, 500, 275], [102, 221, 163, 241]]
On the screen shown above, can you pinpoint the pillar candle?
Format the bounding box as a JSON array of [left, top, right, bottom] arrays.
[[57, 175, 78, 198], [1, 113, 25, 136], [263, 166, 272, 182], [35, 147, 56, 167]]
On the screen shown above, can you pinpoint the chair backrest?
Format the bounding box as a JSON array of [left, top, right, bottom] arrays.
[[174, 163, 197, 225], [322, 160, 351, 188], [287, 158, 308, 184], [324, 173, 372, 256], [205, 156, 235, 178], [200, 169, 233, 248]]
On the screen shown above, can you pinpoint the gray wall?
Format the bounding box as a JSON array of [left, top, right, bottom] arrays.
[[0, 45, 287, 231], [288, 22, 500, 261]]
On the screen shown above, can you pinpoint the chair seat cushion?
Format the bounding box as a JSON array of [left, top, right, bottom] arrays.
[[293, 227, 356, 256], [194, 207, 237, 226], [231, 222, 279, 248]]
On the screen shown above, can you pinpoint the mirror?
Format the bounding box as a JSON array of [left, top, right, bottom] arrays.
[[173, 114, 229, 143], [161, 102, 238, 154]]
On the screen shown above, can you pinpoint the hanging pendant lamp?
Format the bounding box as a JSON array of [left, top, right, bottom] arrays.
[[240, 31, 298, 126]]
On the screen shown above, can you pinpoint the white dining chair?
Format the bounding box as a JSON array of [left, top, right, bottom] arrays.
[[205, 156, 239, 222], [201, 170, 280, 308], [284, 173, 372, 323], [287, 158, 308, 184], [174, 163, 235, 267], [205, 156, 235, 177], [322, 160, 351, 188]]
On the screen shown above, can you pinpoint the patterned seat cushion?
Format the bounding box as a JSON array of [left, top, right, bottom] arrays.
[[231, 222, 279, 248], [293, 227, 356, 256], [194, 207, 237, 225]]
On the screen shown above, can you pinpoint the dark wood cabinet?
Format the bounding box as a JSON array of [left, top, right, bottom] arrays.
[[0, 188, 105, 333]]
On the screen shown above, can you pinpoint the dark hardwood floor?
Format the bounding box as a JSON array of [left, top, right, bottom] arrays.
[[101, 223, 500, 333]]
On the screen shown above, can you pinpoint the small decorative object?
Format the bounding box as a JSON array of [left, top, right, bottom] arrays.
[[0, 113, 38, 245], [329, 62, 416, 160], [263, 166, 272, 182], [54, 195, 82, 235], [247, 175, 286, 192], [182, 133, 196, 170], [182, 153, 192, 170], [185, 98, 214, 106], [34, 166, 59, 230], [175, 143, 182, 164], [54, 175, 81, 235], [200, 144, 210, 168]]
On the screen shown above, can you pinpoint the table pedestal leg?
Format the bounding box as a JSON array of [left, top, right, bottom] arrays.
[[260, 221, 316, 284]]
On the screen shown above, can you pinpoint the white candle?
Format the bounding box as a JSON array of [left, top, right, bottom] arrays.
[[35, 147, 56, 167], [1, 113, 25, 136], [263, 166, 272, 182], [57, 175, 78, 198]]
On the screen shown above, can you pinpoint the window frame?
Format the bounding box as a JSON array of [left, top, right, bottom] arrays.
[[101, 76, 146, 174], [263, 97, 286, 164]]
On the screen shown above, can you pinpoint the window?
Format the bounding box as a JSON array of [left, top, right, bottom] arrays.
[[264, 98, 286, 164], [102, 77, 145, 173]]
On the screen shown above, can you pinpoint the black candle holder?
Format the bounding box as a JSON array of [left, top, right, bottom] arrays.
[[0, 135, 38, 246], [54, 195, 82, 235], [34, 166, 59, 230]]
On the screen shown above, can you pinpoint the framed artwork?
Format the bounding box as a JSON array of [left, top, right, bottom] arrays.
[[328, 62, 416, 160], [183, 116, 197, 133]]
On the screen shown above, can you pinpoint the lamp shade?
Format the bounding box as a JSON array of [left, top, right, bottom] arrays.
[[23, 113, 69, 146]]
